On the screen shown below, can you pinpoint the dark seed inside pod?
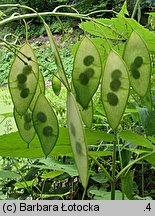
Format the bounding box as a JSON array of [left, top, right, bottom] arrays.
[[131, 69, 140, 79], [70, 122, 76, 137], [20, 88, 30, 98], [85, 68, 95, 78], [110, 79, 121, 91], [134, 56, 143, 68], [17, 73, 27, 84], [24, 112, 32, 123], [23, 65, 32, 75], [79, 72, 89, 85], [111, 69, 122, 79], [43, 126, 53, 137], [24, 122, 32, 130], [83, 55, 94, 66], [107, 92, 118, 106], [37, 112, 47, 123], [76, 141, 82, 154]]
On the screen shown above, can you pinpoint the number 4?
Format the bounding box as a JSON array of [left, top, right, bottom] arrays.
[[146, 203, 151, 211]]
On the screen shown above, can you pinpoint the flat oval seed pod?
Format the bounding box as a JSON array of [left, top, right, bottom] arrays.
[[52, 74, 61, 96], [44, 23, 70, 90], [33, 94, 59, 157], [73, 37, 102, 109], [29, 71, 45, 111], [67, 92, 88, 188], [79, 101, 93, 129], [123, 31, 151, 96], [101, 50, 129, 130], [9, 43, 39, 115], [14, 108, 35, 146]]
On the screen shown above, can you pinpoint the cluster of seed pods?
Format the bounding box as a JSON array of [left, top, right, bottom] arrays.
[[9, 42, 59, 156]]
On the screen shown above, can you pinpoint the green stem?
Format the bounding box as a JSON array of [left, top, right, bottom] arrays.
[[142, 160, 145, 197], [111, 132, 117, 200], [131, 0, 141, 19], [116, 151, 155, 181], [89, 155, 113, 183]]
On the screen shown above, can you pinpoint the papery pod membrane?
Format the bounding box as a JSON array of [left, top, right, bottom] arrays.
[[33, 94, 59, 157], [123, 31, 151, 96], [67, 92, 88, 188], [79, 101, 93, 129], [73, 37, 102, 109], [14, 108, 35, 146], [52, 74, 61, 96], [44, 23, 69, 89], [101, 50, 129, 130], [9, 43, 39, 115], [29, 71, 45, 111]]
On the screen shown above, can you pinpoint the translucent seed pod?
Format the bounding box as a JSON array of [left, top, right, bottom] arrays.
[[14, 108, 35, 146], [101, 50, 130, 130], [73, 37, 102, 109], [9, 43, 39, 115], [33, 94, 59, 157], [123, 31, 151, 96], [67, 92, 88, 188]]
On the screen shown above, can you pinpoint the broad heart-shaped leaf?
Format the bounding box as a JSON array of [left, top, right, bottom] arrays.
[[101, 50, 129, 130], [119, 130, 153, 149], [123, 31, 151, 96], [8, 43, 39, 115], [32, 94, 59, 157], [73, 37, 102, 109], [67, 92, 88, 188], [14, 108, 35, 146], [44, 22, 69, 90]]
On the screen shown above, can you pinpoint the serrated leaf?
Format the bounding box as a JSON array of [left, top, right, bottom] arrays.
[[101, 50, 129, 130], [67, 92, 88, 188], [123, 31, 151, 96], [8, 43, 39, 115], [33, 94, 59, 157], [120, 130, 153, 149], [73, 37, 102, 109]]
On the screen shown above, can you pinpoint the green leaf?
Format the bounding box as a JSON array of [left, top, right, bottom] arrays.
[[14, 108, 35, 145], [119, 130, 153, 149], [67, 92, 88, 188], [0, 171, 19, 179], [8, 43, 39, 115], [123, 31, 151, 96], [91, 172, 108, 184], [34, 158, 78, 177], [41, 170, 64, 179], [101, 50, 129, 130], [33, 94, 59, 157], [0, 128, 114, 158], [117, 1, 129, 17], [73, 37, 102, 109], [122, 170, 134, 200]]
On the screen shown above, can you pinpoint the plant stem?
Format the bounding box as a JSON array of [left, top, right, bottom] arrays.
[[89, 155, 113, 183], [111, 132, 117, 200], [116, 151, 155, 181], [142, 160, 145, 197], [131, 0, 141, 19]]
